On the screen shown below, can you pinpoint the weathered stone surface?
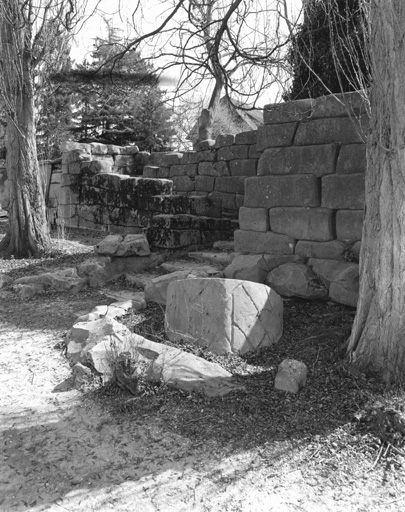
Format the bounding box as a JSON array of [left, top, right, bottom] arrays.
[[214, 176, 245, 194], [143, 165, 160, 178], [235, 130, 257, 145], [336, 209, 363, 241], [213, 240, 234, 252], [13, 284, 44, 300], [336, 144, 366, 174], [60, 141, 91, 154], [312, 91, 368, 119], [188, 251, 237, 267], [294, 117, 366, 145], [147, 228, 200, 249], [234, 230, 295, 255], [137, 178, 172, 197], [274, 359, 308, 394], [77, 254, 163, 286], [352, 241, 361, 259], [169, 164, 198, 177], [145, 268, 218, 305], [160, 261, 223, 275], [295, 240, 345, 260], [309, 259, 357, 289], [329, 264, 359, 307], [217, 145, 249, 161], [209, 191, 238, 211], [13, 268, 87, 296], [258, 145, 338, 177], [195, 175, 215, 192], [76, 296, 146, 323], [257, 123, 298, 151], [95, 234, 150, 257], [195, 139, 215, 151], [215, 134, 235, 147], [270, 207, 335, 241], [322, 173, 365, 209], [265, 263, 327, 299], [229, 159, 257, 176], [165, 278, 283, 355], [150, 194, 221, 217], [0, 274, 12, 288], [263, 99, 314, 124], [239, 207, 269, 232], [224, 254, 303, 283], [245, 175, 320, 208], [62, 148, 92, 165]]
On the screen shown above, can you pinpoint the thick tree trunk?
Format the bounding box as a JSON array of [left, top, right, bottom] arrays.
[[0, 3, 51, 259], [347, 1, 405, 383]]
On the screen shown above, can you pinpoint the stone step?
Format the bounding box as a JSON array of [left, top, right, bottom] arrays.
[[188, 251, 238, 268], [150, 194, 222, 217], [150, 214, 233, 232]]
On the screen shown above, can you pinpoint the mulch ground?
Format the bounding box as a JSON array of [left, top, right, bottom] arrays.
[[1, 224, 405, 511]]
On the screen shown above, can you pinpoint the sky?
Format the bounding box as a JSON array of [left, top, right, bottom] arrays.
[[70, 0, 304, 105]]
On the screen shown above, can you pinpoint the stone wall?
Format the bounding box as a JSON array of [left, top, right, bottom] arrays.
[[235, 91, 368, 261]]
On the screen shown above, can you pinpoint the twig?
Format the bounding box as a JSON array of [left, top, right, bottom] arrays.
[[368, 443, 384, 472]]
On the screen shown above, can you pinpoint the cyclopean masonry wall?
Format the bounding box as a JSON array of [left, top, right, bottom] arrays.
[[229, 91, 368, 307]]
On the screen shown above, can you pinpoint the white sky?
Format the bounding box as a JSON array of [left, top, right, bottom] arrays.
[[70, 0, 303, 105]]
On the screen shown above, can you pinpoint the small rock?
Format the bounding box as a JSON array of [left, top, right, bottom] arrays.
[[274, 359, 308, 394], [0, 274, 12, 288], [95, 234, 150, 257], [213, 240, 234, 252]]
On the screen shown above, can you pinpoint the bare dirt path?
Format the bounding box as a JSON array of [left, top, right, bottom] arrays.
[[1, 288, 404, 511]]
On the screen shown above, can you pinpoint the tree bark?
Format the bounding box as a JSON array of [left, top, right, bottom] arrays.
[[347, 0, 405, 383], [0, 2, 51, 258]]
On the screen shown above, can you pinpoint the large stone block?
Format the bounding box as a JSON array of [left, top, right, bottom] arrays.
[[258, 145, 338, 177], [235, 130, 257, 145], [210, 191, 238, 211], [263, 99, 314, 124], [309, 259, 357, 288], [336, 209, 364, 241], [150, 194, 221, 217], [239, 207, 269, 232], [234, 229, 295, 254], [195, 175, 215, 192], [294, 117, 366, 145], [215, 134, 235, 147], [265, 263, 327, 299], [217, 145, 249, 161], [172, 175, 195, 192], [311, 92, 368, 119], [329, 264, 359, 307], [224, 254, 303, 283], [165, 278, 283, 355], [147, 228, 200, 249], [322, 173, 365, 209], [269, 207, 335, 241], [214, 176, 245, 194], [257, 123, 298, 151], [136, 177, 172, 197], [245, 175, 320, 208], [229, 159, 257, 176], [169, 164, 198, 177], [295, 240, 345, 260], [336, 144, 366, 174]]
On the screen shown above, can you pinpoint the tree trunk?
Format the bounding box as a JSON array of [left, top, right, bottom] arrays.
[[0, 10, 51, 258], [347, 0, 405, 383]]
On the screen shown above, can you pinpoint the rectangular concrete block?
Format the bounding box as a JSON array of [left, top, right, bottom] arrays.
[[270, 207, 335, 242], [245, 175, 321, 208], [294, 117, 366, 146], [263, 100, 314, 124], [239, 207, 269, 232], [336, 144, 366, 174], [169, 164, 198, 177], [336, 209, 363, 241], [217, 145, 249, 161], [322, 173, 365, 209], [230, 159, 257, 176], [195, 175, 215, 192], [234, 229, 296, 255], [235, 130, 257, 145], [257, 123, 298, 151], [214, 176, 245, 194], [258, 145, 338, 177]]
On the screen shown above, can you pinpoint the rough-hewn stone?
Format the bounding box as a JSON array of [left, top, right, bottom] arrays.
[[195, 175, 215, 192], [336, 144, 366, 174], [229, 159, 257, 176], [269, 207, 335, 241], [235, 130, 257, 145], [95, 234, 150, 257], [336, 209, 363, 241], [257, 145, 338, 177], [215, 134, 235, 147], [223, 254, 303, 283], [322, 173, 365, 209], [295, 240, 345, 260], [329, 264, 359, 307], [172, 175, 195, 192], [294, 117, 365, 145], [257, 123, 298, 151], [274, 359, 308, 394], [234, 230, 295, 255], [214, 176, 245, 194], [165, 278, 283, 355], [13, 268, 87, 297], [265, 263, 327, 299], [217, 145, 249, 161], [239, 207, 269, 232], [245, 175, 320, 208], [169, 164, 198, 177], [263, 100, 314, 124], [309, 259, 356, 288]]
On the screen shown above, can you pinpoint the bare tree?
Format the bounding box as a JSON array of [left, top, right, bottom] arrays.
[[109, 0, 299, 142], [347, 0, 405, 383], [0, 0, 93, 258]]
